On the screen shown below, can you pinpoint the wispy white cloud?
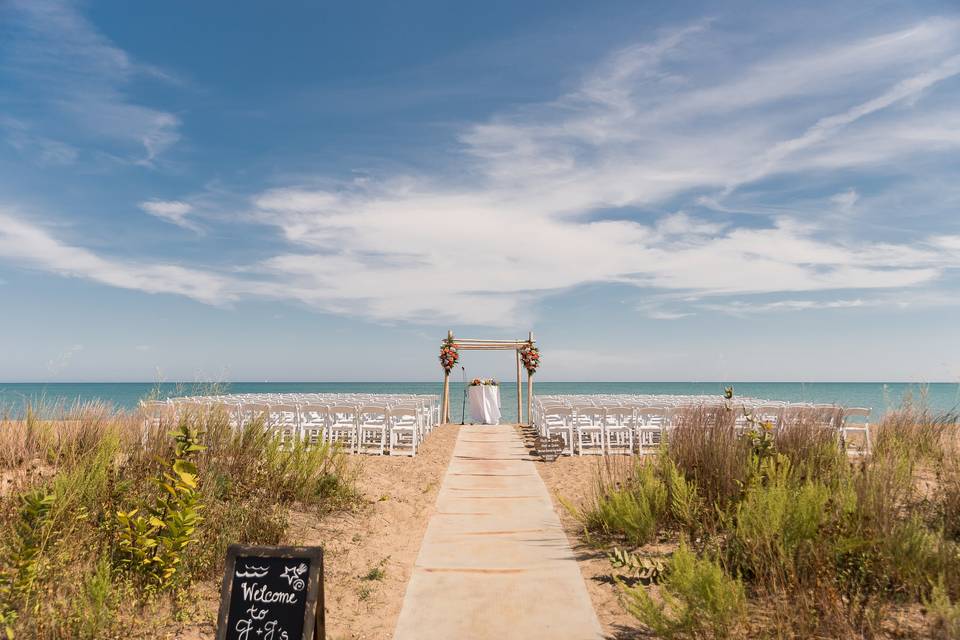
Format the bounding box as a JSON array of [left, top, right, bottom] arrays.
[[2, 17, 960, 326], [830, 189, 860, 214], [139, 200, 202, 234], [1, 117, 79, 166], [46, 343, 83, 376], [1, 0, 181, 164], [0, 209, 233, 305], [702, 298, 866, 316], [644, 308, 695, 321]]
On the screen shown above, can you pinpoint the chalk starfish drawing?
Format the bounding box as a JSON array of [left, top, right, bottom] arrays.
[[280, 563, 307, 591]]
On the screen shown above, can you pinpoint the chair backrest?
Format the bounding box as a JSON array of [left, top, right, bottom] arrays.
[[573, 405, 603, 424], [755, 405, 783, 426], [390, 407, 418, 426], [299, 404, 327, 426], [843, 407, 871, 424], [604, 407, 634, 425], [637, 406, 671, 429], [240, 403, 270, 426], [359, 406, 388, 425], [327, 405, 357, 426], [540, 406, 571, 420], [271, 403, 299, 426]]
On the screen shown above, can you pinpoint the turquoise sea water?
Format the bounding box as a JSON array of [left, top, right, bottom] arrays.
[[1, 381, 958, 423]]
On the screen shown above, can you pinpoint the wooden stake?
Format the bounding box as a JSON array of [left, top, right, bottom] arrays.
[[527, 371, 533, 428], [442, 369, 450, 424], [516, 349, 522, 425]]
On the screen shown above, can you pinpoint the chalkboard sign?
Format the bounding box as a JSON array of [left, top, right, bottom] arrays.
[[535, 435, 565, 462], [215, 545, 325, 640]]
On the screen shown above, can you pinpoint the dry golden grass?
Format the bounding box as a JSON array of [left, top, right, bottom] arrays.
[[0, 402, 359, 639], [539, 402, 960, 640]]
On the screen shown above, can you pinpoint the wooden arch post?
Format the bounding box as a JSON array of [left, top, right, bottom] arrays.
[[439, 331, 537, 425], [441, 330, 453, 424]]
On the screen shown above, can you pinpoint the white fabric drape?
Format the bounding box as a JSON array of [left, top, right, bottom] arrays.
[[468, 385, 501, 425]]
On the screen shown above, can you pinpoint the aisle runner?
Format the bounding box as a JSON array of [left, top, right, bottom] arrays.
[[393, 424, 603, 640]]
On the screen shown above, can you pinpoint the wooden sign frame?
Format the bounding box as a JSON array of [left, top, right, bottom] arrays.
[[215, 544, 325, 640]]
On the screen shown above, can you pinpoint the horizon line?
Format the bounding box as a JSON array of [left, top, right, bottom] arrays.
[[2, 380, 959, 385]]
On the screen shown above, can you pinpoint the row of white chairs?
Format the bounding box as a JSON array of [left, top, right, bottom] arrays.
[[533, 397, 871, 456], [141, 394, 441, 457]]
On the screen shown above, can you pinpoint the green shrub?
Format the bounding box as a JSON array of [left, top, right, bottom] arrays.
[[0, 402, 359, 638], [874, 404, 953, 466], [667, 407, 750, 523], [115, 422, 205, 592], [68, 557, 120, 639], [0, 488, 55, 635], [619, 543, 745, 639], [775, 419, 847, 485], [658, 454, 702, 536], [724, 455, 830, 586], [928, 576, 960, 640], [938, 456, 960, 542], [575, 460, 667, 546]]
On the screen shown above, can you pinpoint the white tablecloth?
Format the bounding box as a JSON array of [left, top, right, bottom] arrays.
[[468, 385, 501, 425]]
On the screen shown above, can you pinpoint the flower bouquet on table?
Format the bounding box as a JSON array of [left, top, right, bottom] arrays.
[[519, 344, 540, 375], [470, 378, 498, 386], [439, 337, 459, 372]]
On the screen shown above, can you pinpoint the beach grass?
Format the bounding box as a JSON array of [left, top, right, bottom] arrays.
[[0, 402, 359, 639], [570, 401, 960, 638]]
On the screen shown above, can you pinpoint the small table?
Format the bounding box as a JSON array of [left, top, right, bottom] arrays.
[[468, 385, 501, 425]]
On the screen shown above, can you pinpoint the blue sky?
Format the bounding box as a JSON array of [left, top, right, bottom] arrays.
[[1, 0, 960, 382]]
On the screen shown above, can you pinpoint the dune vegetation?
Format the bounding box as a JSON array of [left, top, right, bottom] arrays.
[[567, 400, 960, 639], [0, 402, 358, 639]]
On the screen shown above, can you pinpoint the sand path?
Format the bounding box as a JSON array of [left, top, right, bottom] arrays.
[[392, 424, 604, 640]]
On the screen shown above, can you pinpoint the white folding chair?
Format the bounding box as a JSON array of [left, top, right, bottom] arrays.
[[840, 407, 872, 454], [603, 407, 634, 455], [298, 404, 327, 446], [239, 403, 271, 429], [327, 405, 358, 453], [542, 407, 574, 455], [389, 408, 418, 457], [357, 406, 389, 455], [635, 407, 668, 454], [574, 405, 605, 455], [270, 403, 300, 447]]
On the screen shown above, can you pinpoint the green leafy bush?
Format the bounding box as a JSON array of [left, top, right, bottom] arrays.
[[115, 422, 205, 592], [724, 455, 830, 586], [658, 454, 702, 536], [927, 577, 960, 640], [618, 543, 745, 639], [575, 460, 666, 546]]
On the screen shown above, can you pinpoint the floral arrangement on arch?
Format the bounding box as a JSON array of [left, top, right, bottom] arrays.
[[519, 344, 540, 375], [470, 378, 498, 386], [439, 337, 459, 372]]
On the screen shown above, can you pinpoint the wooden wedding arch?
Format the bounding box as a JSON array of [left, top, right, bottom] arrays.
[[440, 330, 536, 425]]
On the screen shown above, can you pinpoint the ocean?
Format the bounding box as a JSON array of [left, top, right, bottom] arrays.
[[1, 381, 958, 424]]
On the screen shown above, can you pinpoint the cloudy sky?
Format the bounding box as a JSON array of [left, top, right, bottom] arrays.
[[1, 0, 959, 382]]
